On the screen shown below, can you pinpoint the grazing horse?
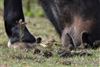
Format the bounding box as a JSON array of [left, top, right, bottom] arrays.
[[4, 0, 100, 51], [39, 0, 100, 51]]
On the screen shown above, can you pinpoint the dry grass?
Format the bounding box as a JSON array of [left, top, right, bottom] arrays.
[[0, 15, 99, 67]]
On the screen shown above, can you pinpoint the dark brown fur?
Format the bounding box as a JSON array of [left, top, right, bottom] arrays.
[[39, 0, 100, 50]]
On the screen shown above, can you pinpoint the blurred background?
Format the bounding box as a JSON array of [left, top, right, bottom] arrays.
[[0, 0, 44, 17]]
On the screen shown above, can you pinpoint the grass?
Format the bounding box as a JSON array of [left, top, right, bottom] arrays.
[[0, 15, 99, 67]]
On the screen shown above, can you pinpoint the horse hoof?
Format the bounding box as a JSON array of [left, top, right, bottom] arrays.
[[7, 40, 37, 49]]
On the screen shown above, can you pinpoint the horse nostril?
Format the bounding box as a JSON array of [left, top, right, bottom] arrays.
[[82, 32, 89, 43], [82, 31, 93, 47], [65, 33, 75, 50]]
